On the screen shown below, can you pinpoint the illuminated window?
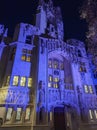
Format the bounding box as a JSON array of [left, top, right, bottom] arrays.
[[53, 60, 59, 69], [6, 108, 13, 121], [5, 76, 10, 86], [25, 108, 31, 120], [79, 66, 83, 72], [84, 85, 89, 93], [53, 83, 58, 88], [21, 49, 32, 62], [89, 110, 93, 120], [53, 77, 59, 82], [16, 108, 22, 121], [21, 54, 26, 61], [26, 56, 31, 62], [20, 77, 26, 86], [89, 86, 93, 94], [66, 112, 71, 127], [50, 112, 53, 121], [49, 75, 53, 82], [48, 59, 52, 68], [48, 82, 52, 87], [28, 78, 32, 87], [94, 110, 97, 119], [79, 62, 86, 72], [13, 76, 19, 86]]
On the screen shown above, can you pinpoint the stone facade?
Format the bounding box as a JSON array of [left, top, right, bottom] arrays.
[[0, 0, 97, 130]]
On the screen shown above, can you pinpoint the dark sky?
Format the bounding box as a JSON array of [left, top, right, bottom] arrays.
[[0, 0, 87, 41]]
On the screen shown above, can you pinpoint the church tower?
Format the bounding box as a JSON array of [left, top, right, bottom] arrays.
[[0, 0, 97, 130], [36, 0, 47, 34], [36, 0, 64, 40]]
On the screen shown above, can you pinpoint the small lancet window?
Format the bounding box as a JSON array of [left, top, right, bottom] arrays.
[[89, 110, 93, 120], [94, 110, 97, 119], [84, 85, 89, 93], [48, 82, 52, 87], [53, 77, 59, 82], [6, 108, 13, 121], [48, 59, 52, 68], [49, 75, 53, 82], [25, 108, 31, 120], [78, 50, 82, 57], [16, 108, 22, 121], [20, 77, 26, 86], [5, 76, 10, 86], [53, 59, 59, 69], [13, 76, 19, 86], [89, 86, 93, 94], [21, 54, 26, 61], [28, 78, 32, 87], [26, 55, 31, 62]]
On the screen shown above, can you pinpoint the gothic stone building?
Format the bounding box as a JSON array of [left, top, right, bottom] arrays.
[[0, 0, 97, 130]]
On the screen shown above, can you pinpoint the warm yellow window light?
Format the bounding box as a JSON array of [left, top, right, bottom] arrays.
[[26, 56, 31, 62], [89, 110, 93, 120], [13, 76, 19, 86], [94, 110, 97, 119], [89, 86, 93, 94], [54, 77, 59, 82], [28, 78, 32, 87], [16, 108, 22, 120], [25, 108, 31, 120], [21, 55, 26, 61], [20, 77, 26, 86], [6, 76, 10, 86], [49, 75, 53, 82], [48, 59, 52, 68], [84, 85, 89, 93], [6, 108, 13, 121]]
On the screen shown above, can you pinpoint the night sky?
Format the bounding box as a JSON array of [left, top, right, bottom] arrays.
[[0, 0, 87, 42]]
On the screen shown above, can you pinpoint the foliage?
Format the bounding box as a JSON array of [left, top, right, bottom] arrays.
[[80, 0, 97, 66]]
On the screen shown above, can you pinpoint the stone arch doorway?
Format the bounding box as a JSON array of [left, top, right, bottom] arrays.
[[54, 107, 66, 130]]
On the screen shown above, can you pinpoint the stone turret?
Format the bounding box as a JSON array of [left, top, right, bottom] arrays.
[[35, 0, 64, 40]]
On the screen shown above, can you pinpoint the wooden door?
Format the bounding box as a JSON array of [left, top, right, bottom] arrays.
[[54, 107, 66, 130]]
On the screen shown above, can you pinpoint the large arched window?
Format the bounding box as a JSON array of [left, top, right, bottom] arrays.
[[48, 56, 73, 90]]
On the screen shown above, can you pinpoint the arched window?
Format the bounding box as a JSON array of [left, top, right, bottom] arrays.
[[53, 59, 59, 69]]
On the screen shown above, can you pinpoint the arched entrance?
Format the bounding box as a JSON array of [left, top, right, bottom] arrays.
[[54, 107, 66, 130]]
